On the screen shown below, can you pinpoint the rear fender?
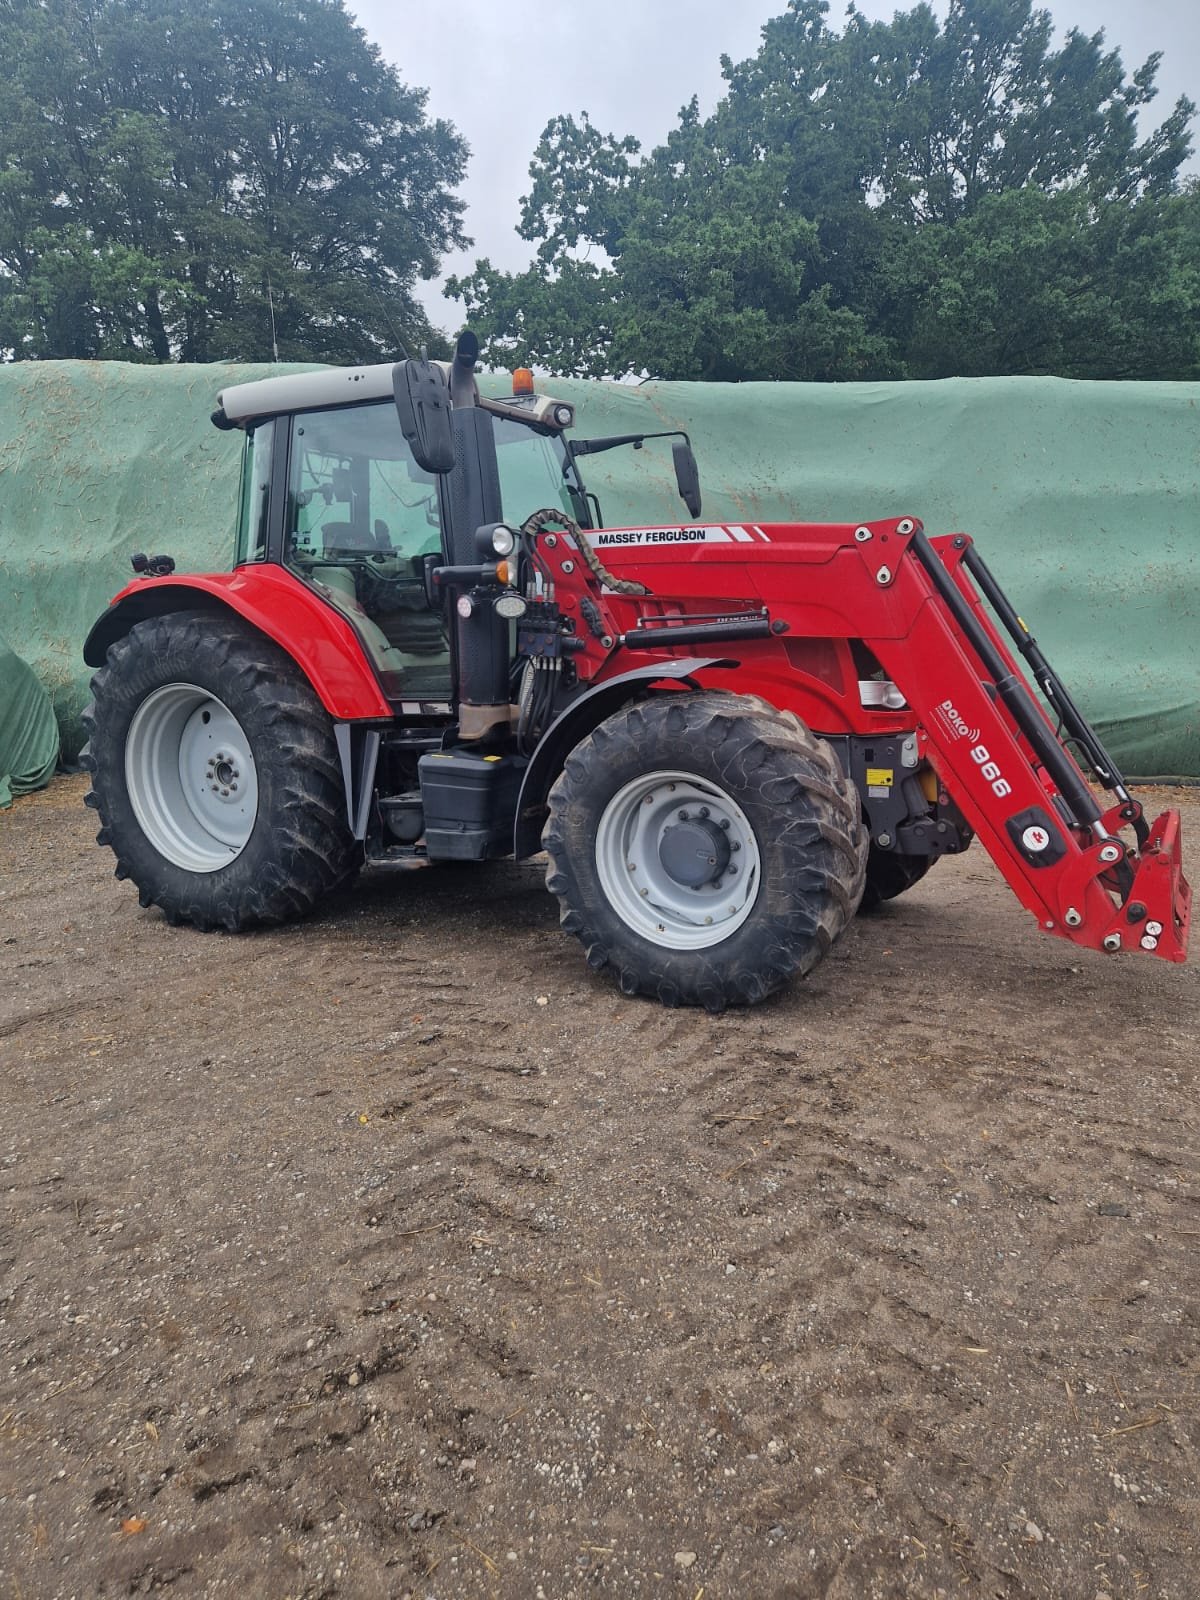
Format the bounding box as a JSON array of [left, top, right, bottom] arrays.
[[513, 658, 733, 859], [82, 568, 392, 720]]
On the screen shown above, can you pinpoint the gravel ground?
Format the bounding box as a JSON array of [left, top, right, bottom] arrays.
[[1, 775, 1197, 1600]]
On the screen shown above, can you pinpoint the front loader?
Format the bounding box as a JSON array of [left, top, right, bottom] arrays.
[[81, 336, 1190, 1008]]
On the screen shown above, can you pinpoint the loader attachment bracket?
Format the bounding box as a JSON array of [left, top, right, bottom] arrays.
[[1094, 808, 1190, 961]]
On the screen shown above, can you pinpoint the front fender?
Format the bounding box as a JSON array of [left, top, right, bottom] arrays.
[[513, 657, 733, 859], [83, 567, 392, 720]]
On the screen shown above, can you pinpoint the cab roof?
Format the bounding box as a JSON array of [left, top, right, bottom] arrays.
[[214, 363, 576, 434], [216, 364, 395, 426]]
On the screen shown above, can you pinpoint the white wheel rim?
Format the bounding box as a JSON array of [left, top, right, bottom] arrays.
[[594, 770, 762, 951], [125, 684, 259, 872]]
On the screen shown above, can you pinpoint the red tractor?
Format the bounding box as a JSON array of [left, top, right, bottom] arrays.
[[82, 336, 1190, 1008]]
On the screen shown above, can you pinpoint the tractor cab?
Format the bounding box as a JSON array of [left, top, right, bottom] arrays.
[[219, 344, 592, 710]]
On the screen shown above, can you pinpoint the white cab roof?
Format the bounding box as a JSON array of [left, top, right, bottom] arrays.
[[217, 364, 396, 424]]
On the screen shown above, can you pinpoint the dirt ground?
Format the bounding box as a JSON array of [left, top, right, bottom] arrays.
[[1, 775, 1197, 1600]]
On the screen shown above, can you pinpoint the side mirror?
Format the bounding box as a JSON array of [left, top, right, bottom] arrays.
[[392, 358, 455, 475], [421, 550, 443, 609], [672, 440, 702, 520]]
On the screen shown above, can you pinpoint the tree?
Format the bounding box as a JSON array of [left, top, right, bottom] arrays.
[[450, 0, 1197, 381], [450, 110, 894, 381], [900, 186, 1200, 379], [0, 0, 468, 362]]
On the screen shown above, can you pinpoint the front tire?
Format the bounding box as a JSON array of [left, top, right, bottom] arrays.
[[81, 609, 358, 930], [543, 693, 867, 1009]]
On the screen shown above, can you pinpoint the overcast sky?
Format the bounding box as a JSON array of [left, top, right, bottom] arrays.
[[349, 0, 1199, 326]]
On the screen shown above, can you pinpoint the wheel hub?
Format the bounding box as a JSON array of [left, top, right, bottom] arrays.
[[659, 815, 731, 887], [206, 753, 241, 796], [125, 684, 259, 872], [594, 771, 762, 951]]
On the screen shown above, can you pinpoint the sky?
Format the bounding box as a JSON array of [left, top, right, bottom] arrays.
[[348, 0, 1200, 326]]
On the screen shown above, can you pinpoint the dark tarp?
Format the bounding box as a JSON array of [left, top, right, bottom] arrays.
[[0, 628, 59, 806]]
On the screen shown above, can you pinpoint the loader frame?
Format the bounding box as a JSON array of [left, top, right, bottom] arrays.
[[515, 512, 1189, 962]]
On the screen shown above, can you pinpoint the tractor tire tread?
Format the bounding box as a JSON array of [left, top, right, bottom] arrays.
[[859, 848, 934, 911], [81, 609, 358, 930], [543, 690, 867, 1010]]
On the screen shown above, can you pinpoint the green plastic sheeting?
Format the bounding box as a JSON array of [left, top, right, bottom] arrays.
[[0, 362, 1195, 776], [0, 629, 59, 807], [0, 360, 310, 759]]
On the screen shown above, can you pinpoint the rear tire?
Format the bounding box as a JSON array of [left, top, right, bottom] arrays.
[[81, 610, 358, 930], [543, 693, 867, 1009]]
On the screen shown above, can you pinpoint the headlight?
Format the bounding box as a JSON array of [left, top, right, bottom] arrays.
[[491, 524, 516, 557]]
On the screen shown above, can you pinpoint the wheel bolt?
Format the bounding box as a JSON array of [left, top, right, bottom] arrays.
[[728, 866, 738, 876], [678, 810, 689, 821], [699, 807, 710, 818], [639, 887, 649, 897], [731, 841, 741, 852], [719, 819, 730, 830]]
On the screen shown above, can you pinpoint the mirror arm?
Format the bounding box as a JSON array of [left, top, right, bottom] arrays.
[[570, 429, 691, 458]]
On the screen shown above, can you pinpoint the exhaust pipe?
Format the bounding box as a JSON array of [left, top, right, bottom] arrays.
[[451, 330, 480, 408]]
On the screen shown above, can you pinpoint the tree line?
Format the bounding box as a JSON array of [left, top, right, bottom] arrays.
[[0, 0, 466, 362], [450, 0, 1200, 380], [1, 0, 1196, 379]]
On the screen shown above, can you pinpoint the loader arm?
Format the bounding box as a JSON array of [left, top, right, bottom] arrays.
[[864, 531, 1188, 962], [529, 515, 1189, 964]]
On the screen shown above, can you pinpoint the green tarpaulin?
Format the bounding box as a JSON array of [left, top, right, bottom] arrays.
[[0, 629, 59, 806], [0, 362, 1196, 775]]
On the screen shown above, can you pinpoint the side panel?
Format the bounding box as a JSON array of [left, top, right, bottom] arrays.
[[83, 568, 392, 720], [530, 518, 920, 740]]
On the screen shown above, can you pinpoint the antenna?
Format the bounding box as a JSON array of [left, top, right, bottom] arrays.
[[367, 278, 408, 358], [266, 273, 280, 363]]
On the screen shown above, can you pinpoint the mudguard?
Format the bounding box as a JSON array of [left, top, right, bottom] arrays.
[[513, 657, 732, 859], [83, 567, 392, 721]]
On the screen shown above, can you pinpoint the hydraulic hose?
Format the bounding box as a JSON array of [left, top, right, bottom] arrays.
[[520, 507, 648, 597]]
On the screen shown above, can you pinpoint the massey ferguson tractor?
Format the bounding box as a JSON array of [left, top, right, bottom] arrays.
[[81, 335, 1190, 1008]]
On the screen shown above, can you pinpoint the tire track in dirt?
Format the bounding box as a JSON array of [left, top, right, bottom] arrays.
[[3, 778, 1199, 1598]]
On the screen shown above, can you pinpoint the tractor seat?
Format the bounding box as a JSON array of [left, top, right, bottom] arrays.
[[316, 521, 365, 549]]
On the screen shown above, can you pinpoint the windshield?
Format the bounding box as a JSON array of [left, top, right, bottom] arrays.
[[492, 416, 589, 528]]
